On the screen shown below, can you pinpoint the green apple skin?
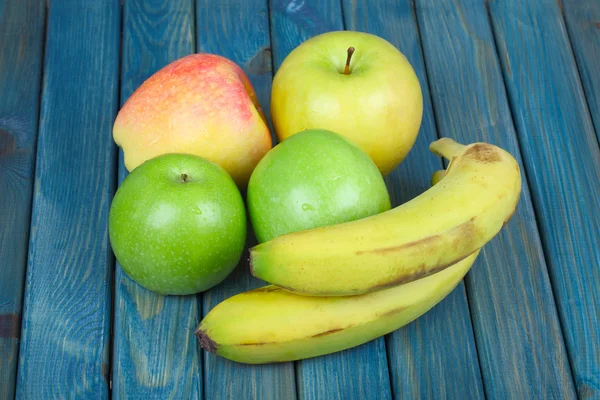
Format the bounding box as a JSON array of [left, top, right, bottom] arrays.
[[271, 30, 423, 176], [109, 153, 247, 295], [247, 129, 391, 243]]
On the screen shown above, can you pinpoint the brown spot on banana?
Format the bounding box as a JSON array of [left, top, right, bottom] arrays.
[[311, 327, 345, 338], [196, 329, 218, 353], [369, 252, 473, 292], [252, 360, 284, 365], [463, 143, 502, 163], [355, 235, 437, 256], [199, 326, 350, 351], [237, 342, 269, 346], [353, 218, 480, 291], [247, 285, 280, 293], [452, 218, 479, 247], [377, 306, 408, 318], [357, 217, 478, 256]]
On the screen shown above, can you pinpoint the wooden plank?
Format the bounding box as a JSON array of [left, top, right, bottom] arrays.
[[111, 1, 202, 398], [270, 0, 344, 69], [414, 0, 576, 397], [563, 0, 600, 140], [296, 339, 391, 400], [0, 1, 45, 398], [342, 0, 485, 398], [488, 0, 600, 397], [14, 1, 120, 398], [269, 1, 392, 399], [195, 1, 296, 399]]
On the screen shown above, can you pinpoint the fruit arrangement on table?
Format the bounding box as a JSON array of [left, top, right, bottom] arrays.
[[108, 30, 522, 364]]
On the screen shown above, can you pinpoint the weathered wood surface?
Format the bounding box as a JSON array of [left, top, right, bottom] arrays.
[[3, 0, 598, 398], [15, 1, 120, 398], [342, 0, 485, 398], [0, 1, 45, 398], [112, 1, 202, 398], [489, 0, 600, 397], [415, 0, 575, 397], [270, 1, 393, 399], [196, 0, 297, 398], [563, 0, 600, 140]]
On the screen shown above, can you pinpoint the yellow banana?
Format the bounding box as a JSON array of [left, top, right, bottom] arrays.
[[249, 138, 521, 296], [196, 250, 479, 364]]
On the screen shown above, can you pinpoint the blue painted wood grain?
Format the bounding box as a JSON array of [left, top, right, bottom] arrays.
[[343, 0, 485, 397], [414, 0, 576, 397], [270, 0, 344, 68], [0, 1, 45, 398], [195, 1, 296, 399], [563, 0, 600, 140], [14, 0, 120, 398], [296, 339, 391, 400], [488, 0, 600, 397], [269, 1, 392, 399], [111, 1, 202, 398]]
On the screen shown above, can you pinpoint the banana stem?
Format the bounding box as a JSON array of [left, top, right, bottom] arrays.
[[429, 138, 466, 160], [430, 170, 446, 186]]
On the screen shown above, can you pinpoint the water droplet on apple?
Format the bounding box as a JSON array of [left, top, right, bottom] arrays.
[[302, 203, 314, 211], [192, 207, 203, 215]]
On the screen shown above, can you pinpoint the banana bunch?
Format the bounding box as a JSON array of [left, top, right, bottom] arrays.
[[197, 251, 479, 364], [196, 138, 521, 364], [249, 138, 521, 295]]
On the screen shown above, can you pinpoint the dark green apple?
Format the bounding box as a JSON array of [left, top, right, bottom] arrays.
[[247, 129, 391, 243], [109, 153, 246, 295]]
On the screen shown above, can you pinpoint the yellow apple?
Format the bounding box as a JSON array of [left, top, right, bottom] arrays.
[[113, 54, 272, 187], [271, 31, 423, 175]]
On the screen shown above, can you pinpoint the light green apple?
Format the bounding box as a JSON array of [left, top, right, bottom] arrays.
[[271, 30, 423, 176], [247, 129, 391, 243], [109, 153, 246, 295]]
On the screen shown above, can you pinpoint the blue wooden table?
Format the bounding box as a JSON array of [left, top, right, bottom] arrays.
[[1, 0, 599, 398]]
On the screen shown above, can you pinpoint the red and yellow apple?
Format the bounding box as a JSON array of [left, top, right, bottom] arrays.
[[113, 54, 272, 187], [271, 31, 423, 176]]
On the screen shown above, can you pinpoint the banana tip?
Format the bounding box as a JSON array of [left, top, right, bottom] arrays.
[[196, 329, 217, 353]]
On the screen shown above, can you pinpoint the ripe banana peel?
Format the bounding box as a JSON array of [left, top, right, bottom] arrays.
[[196, 250, 480, 364], [250, 138, 521, 296]]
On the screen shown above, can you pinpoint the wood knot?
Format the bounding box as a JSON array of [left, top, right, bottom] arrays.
[[245, 47, 272, 75], [102, 363, 110, 383], [0, 313, 21, 338], [0, 128, 17, 157], [578, 381, 596, 399]]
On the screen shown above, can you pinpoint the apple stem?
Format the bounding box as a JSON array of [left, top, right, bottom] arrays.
[[181, 173, 188, 183], [344, 46, 355, 75]]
